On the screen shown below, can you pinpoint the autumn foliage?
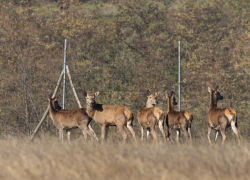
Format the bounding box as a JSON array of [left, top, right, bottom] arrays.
[[1, 0, 250, 142]]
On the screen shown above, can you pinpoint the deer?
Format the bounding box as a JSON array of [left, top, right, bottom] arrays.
[[207, 86, 240, 145], [137, 91, 167, 144], [47, 95, 98, 142], [165, 91, 193, 144], [84, 91, 137, 144], [52, 98, 98, 141]]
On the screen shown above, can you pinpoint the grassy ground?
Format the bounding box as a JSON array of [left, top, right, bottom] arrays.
[[0, 137, 249, 180]]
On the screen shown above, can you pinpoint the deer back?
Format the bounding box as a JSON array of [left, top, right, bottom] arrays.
[[138, 106, 163, 125], [90, 104, 132, 125]]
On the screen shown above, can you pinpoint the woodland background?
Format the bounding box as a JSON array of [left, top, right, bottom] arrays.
[[1, 0, 250, 142]]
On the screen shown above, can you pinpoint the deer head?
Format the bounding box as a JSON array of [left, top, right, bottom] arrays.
[[166, 91, 178, 106], [47, 95, 61, 110], [146, 90, 160, 107], [208, 86, 223, 101], [84, 91, 100, 107]]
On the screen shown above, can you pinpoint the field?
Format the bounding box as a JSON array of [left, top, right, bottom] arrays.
[[0, 137, 249, 180]]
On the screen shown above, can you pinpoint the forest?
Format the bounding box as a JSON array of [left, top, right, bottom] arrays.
[[1, 0, 250, 142]]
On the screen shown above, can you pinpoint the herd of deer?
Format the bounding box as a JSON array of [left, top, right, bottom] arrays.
[[47, 86, 241, 145]]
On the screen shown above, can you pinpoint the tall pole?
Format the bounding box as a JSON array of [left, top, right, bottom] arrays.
[[178, 41, 181, 111], [62, 39, 67, 143]]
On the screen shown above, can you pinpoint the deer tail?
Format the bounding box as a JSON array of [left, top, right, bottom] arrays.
[[233, 114, 237, 123]]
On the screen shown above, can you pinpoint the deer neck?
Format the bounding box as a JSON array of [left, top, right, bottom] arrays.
[[167, 98, 174, 113], [86, 103, 96, 118], [209, 93, 217, 110], [48, 100, 57, 122], [145, 100, 154, 108]]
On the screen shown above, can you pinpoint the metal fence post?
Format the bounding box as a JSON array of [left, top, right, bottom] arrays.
[[62, 39, 67, 144], [178, 41, 181, 111]]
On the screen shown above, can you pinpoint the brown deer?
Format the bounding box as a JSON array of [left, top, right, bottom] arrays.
[[166, 91, 192, 144], [207, 86, 240, 145], [84, 91, 137, 144], [52, 98, 98, 141], [48, 95, 97, 141], [137, 91, 167, 144]]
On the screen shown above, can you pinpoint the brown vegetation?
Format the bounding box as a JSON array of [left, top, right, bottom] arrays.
[[0, 0, 250, 142], [0, 137, 250, 180]]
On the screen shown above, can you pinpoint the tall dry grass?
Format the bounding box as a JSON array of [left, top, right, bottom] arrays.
[[0, 137, 249, 180]]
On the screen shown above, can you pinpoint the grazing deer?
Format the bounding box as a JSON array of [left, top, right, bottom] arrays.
[[166, 91, 192, 144], [207, 86, 240, 145], [48, 95, 98, 141], [137, 91, 167, 144], [84, 91, 137, 144]]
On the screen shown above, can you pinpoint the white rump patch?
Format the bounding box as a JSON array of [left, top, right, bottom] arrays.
[[228, 114, 233, 122]]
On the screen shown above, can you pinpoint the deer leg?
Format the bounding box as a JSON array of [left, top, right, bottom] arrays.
[[167, 127, 172, 141], [159, 120, 167, 144], [181, 126, 189, 145], [81, 130, 88, 141], [188, 123, 192, 142], [176, 130, 180, 145], [231, 121, 240, 144], [88, 124, 99, 142], [117, 125, 127, 144], [105, 126, 109, 140], [127, 121, 137, 143], [220, 127, 227, 145], [207, 126, 212, 145], [58, 128, 62, 141], [146, 128, 150, 141], [84, 126, 95, 142], [101, 125, 106, 144], [140, 126, 144, 140], [214, 130, 219, 142], [66, 130, 71, 141], [150, 124, 157, 143]]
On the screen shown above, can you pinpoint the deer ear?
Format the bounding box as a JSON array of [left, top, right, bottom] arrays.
[[146, 90, 151, 97], [171, 91, 175, 97], [54, 95, 58, 100], [208, 87, 212, 93], [155, 92, 160, 97], [165, 92, 169, 98], [95, 91, 100, 97], [83, 91, 87, 97], [47, 94, 51, 100], [215, 86, 219, 91]]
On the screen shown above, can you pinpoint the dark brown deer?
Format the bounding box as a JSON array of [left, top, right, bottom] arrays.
[[165, 91, 192, 144], [207, 86, 240, 145], [84, 91, 137, 144], [137, 91, 167, 144], [48, 95, 97, 141]]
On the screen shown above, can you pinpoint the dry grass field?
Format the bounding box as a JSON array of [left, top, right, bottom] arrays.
[[0, 137, 249, 180]]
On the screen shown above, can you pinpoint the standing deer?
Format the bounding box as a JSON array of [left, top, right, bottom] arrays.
[[166, 91, 192, 144], [207, 86, 240, 145], [137, 91, 167, 144], [48, 95, 98, 141], [52, 98, 98, 141], [84, 91, 137, 144]]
